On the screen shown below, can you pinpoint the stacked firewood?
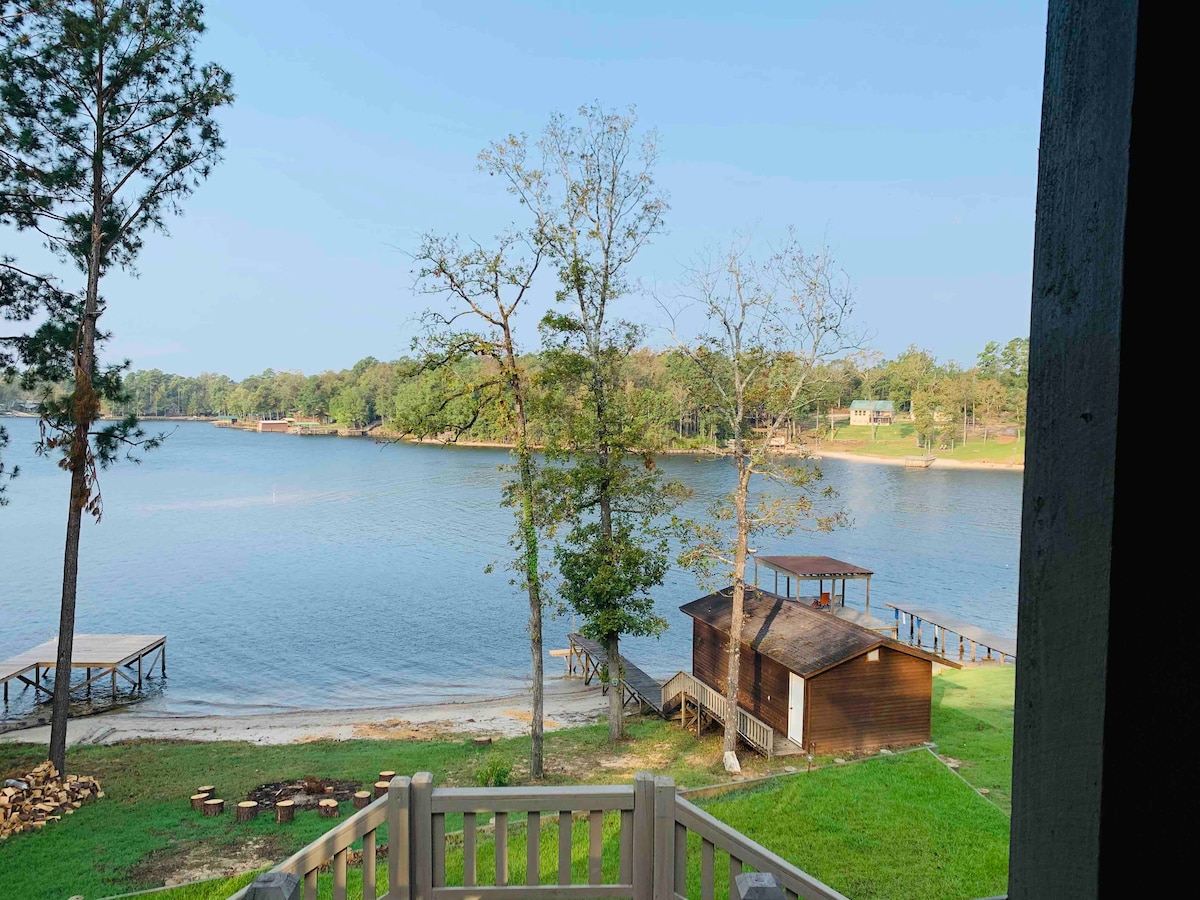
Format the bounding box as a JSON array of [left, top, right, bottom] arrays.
[[0, 761, 103, 839]]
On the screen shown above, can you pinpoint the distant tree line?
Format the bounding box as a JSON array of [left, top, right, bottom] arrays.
[[105, 337, 1029, 446]]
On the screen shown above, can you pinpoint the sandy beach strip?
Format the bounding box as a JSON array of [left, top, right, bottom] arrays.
[[0, 678, 608, 748], [813, 449, 1024, 472]]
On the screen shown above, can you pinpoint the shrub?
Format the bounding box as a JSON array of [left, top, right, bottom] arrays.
[[475, 758, 512, 788]]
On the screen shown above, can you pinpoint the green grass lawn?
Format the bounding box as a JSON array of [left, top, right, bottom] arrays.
[[931, 665, 1015, 813], [826, 423, 1025, 464], [0, 668, 1013, 900]]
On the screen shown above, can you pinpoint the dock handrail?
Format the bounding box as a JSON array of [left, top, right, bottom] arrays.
[[228, 771, 846, 900], [662, 671, 775, 758]]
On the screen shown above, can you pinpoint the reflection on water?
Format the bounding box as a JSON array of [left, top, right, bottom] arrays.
[[0, 419, 1020, 717]]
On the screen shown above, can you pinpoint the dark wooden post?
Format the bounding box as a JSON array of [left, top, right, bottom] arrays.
[[1010, 0, 1179, 896]]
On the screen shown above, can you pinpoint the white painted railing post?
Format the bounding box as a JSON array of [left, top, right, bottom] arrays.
[[387, 776, 411, 900], [411, 773, 434, 900], [633, 772, 655, 900], [653, 776, 676, 900]]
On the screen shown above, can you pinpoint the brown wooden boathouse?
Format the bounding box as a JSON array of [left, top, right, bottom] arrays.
[[680, 588, 954, 753]]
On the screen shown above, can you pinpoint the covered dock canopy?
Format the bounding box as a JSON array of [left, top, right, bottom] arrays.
[[753, 554, 876, 614]]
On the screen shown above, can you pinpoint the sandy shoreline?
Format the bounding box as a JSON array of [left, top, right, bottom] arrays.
[[813, 449, 1024, 472], [91, 419, 1024, 472], [0, 679, 608, 748]]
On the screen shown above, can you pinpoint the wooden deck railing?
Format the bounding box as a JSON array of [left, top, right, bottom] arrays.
[[228, 772, 845, 900], [662, 671, 775, 758], [228, 777, 401, 900]]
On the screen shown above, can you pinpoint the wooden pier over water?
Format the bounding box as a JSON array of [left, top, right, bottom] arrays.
[[567, 633, 665, 716], [0, 634, 165, 704], [886, 603, 1015, 664]]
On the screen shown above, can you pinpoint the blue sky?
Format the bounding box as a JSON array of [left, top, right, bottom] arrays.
[[30, 0, 1048, 379]]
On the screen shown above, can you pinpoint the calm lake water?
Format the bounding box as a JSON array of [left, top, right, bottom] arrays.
[[0, 418, 1020, 718]]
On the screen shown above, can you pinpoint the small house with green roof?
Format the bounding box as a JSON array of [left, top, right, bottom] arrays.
[[849, 399, 894, 426]]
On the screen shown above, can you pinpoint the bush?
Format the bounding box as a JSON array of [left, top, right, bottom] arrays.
[[475, 758, 512, 788]]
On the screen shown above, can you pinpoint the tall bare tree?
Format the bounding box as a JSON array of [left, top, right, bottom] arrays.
[[667, 231, 858, 760], [481, 104, 682, 741], [0, 0, 233, 773], [404, 230, 551, 778]]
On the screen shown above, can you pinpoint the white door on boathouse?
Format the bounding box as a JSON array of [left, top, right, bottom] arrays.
[[788, 672, 805, 746]]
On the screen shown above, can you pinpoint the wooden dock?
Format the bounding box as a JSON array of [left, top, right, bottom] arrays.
[[904, 455, 936, 468], [567, 633, 665, 716], [1, 634, 165, 704], [885, 604, 1016, 663]]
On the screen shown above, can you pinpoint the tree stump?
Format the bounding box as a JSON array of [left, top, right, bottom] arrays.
[[202, 798, 225, 816], [378, 770, 396, 782], [317, 798, 339, 818], [373, 781, 389, 799], [274, 799, 295, 824], [190, 793, 210, 811], [236, 801, 259, 823], [353, 790, 371, 810]]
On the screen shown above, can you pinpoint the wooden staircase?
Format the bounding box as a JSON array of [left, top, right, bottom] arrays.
[[661, 671, 778, 758]]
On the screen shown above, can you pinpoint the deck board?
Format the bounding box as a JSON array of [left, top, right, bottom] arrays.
[[0, 634, 165, 684], [568, 633, 664, 715]]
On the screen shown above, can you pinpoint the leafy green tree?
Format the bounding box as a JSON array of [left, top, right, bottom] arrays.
[[406, 229, 552, 777], [329, 385, 369, 426], [482, 103, 681, 739], [1001, 337, 1029, 390], [667, 232, 855, 758], [912, 387, 943, 451], [975, 378, 1006, 442], [0, 0, 233, 773], [941, 365, 976, 445], [887, 345, 939, 416]]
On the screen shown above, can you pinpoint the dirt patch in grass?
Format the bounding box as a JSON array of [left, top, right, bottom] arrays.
[[246, 776, 362, 811], [351, 718, 453, 740], [131, 835, 283, 888], [549, 740, 677, 782], [501, 709, 560, 729]]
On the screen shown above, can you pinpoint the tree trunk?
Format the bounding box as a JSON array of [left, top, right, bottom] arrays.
[[47, 464, 85, 776], [605, 633, 623, 741], [724, 447, 752, 756], [49, 29, 107, 777], [507, 336, 544, 778]]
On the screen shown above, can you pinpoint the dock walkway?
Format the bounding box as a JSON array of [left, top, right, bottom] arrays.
[[567, 633, 664, 716], [885, 604, 1015, 663], [1, 634, 166, 703]]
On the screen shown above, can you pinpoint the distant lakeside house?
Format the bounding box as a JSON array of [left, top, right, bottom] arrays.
[[849, 399, 894, 426]]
